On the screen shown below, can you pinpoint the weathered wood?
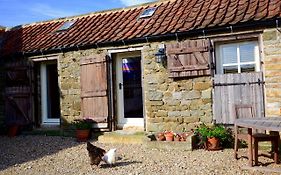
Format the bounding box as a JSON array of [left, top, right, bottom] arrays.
[[167, 46, 208, 54], [237, 118, 281, 170], [213, 72, 264, 124], [4, 60, 33, 126], [235, 118, 281, 131], [80, 53, 109, 124], [166, 39, 211, 78]]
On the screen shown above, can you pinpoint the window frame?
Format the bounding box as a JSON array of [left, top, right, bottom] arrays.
[[215, 40, 261, 74]]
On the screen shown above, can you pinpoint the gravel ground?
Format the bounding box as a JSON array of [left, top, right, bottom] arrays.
[[0, 135, 281, 175]]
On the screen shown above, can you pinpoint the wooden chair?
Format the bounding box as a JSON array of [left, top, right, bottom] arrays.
[[234, 104, 280, 165]]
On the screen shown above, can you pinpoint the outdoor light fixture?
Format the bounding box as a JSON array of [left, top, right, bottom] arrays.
[[155, 44, 166, 64]]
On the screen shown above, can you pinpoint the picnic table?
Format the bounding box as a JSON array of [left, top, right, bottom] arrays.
[[235, 117, 281, 172]]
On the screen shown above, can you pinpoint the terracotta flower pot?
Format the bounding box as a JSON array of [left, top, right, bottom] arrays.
[[76, 129, 90, 142], [8, 125, 19, 137], [164, 132, 174, 141], [174, 135, 181, 141], [156, 132, 166, 141], [207, 137, 221, 150]]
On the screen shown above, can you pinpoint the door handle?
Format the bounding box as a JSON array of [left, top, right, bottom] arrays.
[[119, 83, 123, 90]]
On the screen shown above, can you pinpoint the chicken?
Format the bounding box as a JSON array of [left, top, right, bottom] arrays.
[[86, 142, 106, 166], [102, 148, 117, 166]]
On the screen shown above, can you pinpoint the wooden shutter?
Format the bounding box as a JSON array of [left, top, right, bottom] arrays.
[[213, 72, 265, 124], [4, 60, 34, 126], [80, 53, 109, 123], [166, 39, 212, 78]]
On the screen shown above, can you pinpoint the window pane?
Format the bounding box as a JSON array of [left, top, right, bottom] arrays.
[[222, 44, 237, 64], [223, 66, 238, 74], [240, 43, 256, 63], [241, 64, 255, 73]]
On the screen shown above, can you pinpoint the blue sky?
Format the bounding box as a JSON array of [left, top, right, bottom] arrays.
[[0, 0, 156, 27]]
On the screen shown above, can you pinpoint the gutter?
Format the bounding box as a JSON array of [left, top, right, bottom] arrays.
[[12, 17, 281, 57]]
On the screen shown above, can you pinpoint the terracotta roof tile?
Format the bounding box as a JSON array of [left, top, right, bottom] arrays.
[[254, 0, 269, 20], [242, 0, 259, 22], [229, 0, 249, 24], [268, 0, 281, 18], [2, 0, 281, 55], [172, 0, 197, 32], [193, 0, 213, 29], [209, 0, 231, 27]]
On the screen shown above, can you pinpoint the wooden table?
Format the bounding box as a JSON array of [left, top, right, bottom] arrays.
[[235, 117, 281, 167]]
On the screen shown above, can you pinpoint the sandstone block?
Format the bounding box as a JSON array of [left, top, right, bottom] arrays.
[[182, 90, 201, 100], [193, 82, 211, 91], [263, 30, 277, 41], [172, 92, 182, 100], [147, 91, 163, 101], [168, 111, 181, 117]]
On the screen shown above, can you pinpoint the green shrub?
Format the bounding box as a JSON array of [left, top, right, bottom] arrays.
[[194, 123, 233, 149], [72, 119, 92, 130]]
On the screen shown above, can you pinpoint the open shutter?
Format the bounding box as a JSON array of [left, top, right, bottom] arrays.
[[4, 60, 34, 126], [166, 39, 212, 78], [80, 52, 109, 124]]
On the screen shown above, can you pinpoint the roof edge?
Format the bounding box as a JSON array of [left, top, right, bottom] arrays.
[[10, 17, 280, 58], [6, 0, 169, 30]]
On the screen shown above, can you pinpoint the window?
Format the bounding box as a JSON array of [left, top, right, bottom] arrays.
[[215, 41, 260, 74], [56, 20, 75, 32], [139, 7, 157, 18]]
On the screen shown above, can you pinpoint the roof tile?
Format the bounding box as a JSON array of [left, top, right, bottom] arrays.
[[254, 0, 269, 20], [2, 0, 281, 55]]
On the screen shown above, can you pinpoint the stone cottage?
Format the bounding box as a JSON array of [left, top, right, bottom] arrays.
[[0, 0, 280, 133]]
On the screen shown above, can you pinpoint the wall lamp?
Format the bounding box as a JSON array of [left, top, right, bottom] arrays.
[[155, 44, 167, 64]]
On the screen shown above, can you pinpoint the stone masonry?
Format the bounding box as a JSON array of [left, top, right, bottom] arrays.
[[58, 42, 213, 131], [142, 42, 212, 132], [263, 29, 281, 117]]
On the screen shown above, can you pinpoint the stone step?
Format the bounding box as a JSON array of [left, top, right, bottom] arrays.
[[98, 131, 195, 151], [98, 131, 150, 144]]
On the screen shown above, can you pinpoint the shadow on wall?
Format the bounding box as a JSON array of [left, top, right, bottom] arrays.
[[0, 27, 24, 133]]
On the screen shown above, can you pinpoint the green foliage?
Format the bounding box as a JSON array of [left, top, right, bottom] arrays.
[[72, 119, 92, 130], [194, 123, 233, 148]]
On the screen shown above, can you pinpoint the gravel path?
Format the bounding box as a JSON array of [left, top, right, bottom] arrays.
[[0, 135, 280, 175]]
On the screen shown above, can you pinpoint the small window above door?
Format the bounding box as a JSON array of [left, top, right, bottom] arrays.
[[215, 41, 261, 74]]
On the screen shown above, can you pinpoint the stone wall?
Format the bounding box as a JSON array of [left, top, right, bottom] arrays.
[[59, 49, 99, 124], [58, 42, 213, 131], [143, 43, 212, 132], [263, 29, 281, 117]]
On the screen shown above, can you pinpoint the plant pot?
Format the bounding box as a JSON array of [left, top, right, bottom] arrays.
[[8, 125, 19, 137], [76, 129, 90, 142], [164, 132, 174, 141], [174, 135, 181, 141], [156, 132, 165, 141], [207, 137, 221, 151]]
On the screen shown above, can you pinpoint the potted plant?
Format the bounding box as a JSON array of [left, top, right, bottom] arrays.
[[194, 124, 232, 150], [156, 132, 166, 141], [174, 133, 181, 141], [72, 119, 92, 142], [164, 131, 174, 141]]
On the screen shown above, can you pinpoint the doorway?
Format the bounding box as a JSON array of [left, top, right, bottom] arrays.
[[40, 61, 60, 125], [115, 51, 144, 129]]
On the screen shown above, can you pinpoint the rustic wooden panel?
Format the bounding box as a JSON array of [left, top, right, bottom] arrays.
[[166, 39, 211, 78], [80, 53, 109, 124], [213, 72, 264, 124], [4, 86, 33, 125], [4, 60, 33, 126]]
